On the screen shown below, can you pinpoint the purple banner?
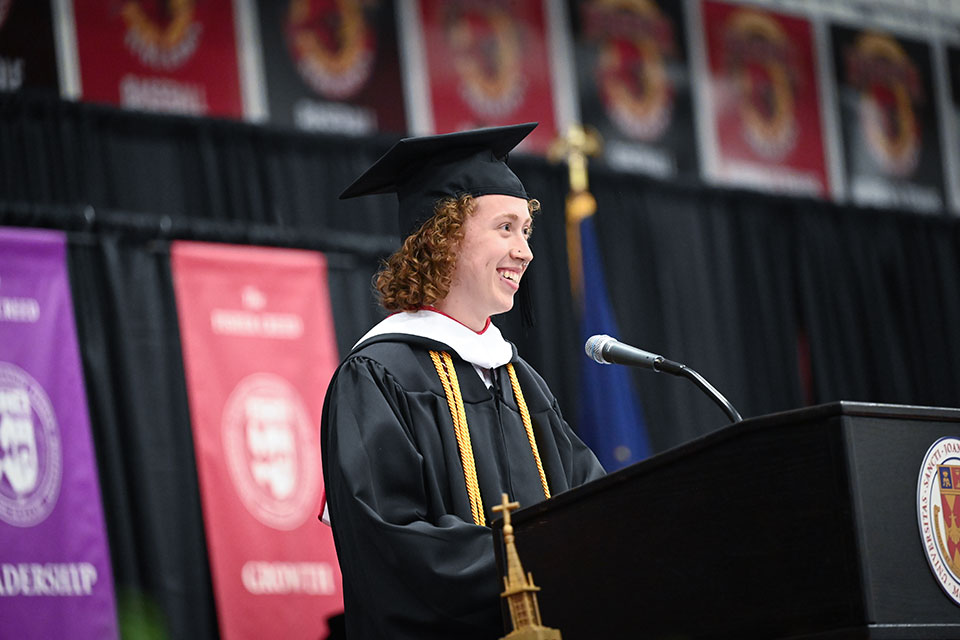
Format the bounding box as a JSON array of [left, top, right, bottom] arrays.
[[0, 228, 118, 639]]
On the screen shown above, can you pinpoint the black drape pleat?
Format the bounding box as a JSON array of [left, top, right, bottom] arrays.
[[0, 95, 399, 235], [593, 178, 807, 450], [922, 220, 960, 401], [325, 253, 389, 356], [593, 178, 960, 450], [67, 235, 219, 640], [795, 206, 960, 408]]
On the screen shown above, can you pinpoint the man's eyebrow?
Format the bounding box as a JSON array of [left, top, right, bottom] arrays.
[[494, 212, 532, 223]]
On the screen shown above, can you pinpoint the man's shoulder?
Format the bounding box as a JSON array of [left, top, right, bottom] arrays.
[[349, 333, 448, 363], [339, 334, 449, 393]]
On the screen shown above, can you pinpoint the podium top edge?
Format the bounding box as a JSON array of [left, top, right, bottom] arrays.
[[749, 401, 960, 425], [501, 401, 960, 527]]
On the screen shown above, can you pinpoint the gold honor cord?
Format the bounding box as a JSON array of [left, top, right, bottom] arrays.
[[506, 363, 550, 500], [430, 350, 485, 525], [430, 351, 550, 526]]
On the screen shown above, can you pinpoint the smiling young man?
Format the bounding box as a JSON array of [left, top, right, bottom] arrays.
[[321, 123, 604, 640], [434, 193, 533, 331]]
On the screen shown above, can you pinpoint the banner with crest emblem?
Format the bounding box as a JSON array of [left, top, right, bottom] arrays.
[[699, 1, 830, 197], [255, 0, 406, 134], [0, 228, 118, 639], [71, 0, 244, 118], [0, 0, 59, 93], [571, 0, 697, 179], [171, 242, 342, 639], [404, 0, 561, 153], [830, 25, 945, 212]]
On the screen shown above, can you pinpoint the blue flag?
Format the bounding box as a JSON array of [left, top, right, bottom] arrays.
[[577, 215, 652, 470]]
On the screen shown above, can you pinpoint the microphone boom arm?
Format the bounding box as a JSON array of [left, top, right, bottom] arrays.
[[585, 334, 743, 424], [676, 366, 742, 424]]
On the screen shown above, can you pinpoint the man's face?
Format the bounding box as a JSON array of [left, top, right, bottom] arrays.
[[442, 194, 533, 329]]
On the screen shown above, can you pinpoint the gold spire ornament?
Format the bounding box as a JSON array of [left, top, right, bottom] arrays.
[[494, 494, 562, 640], [547, 124, 602, 304]]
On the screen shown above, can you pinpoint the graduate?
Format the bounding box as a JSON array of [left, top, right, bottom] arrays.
[[321, 123, 605, 639]]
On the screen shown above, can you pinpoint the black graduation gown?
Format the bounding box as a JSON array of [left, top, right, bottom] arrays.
[[320, 333, 605, 640]]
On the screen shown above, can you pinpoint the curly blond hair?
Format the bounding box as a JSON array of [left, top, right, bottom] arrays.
[[376, 195, 540, 312]]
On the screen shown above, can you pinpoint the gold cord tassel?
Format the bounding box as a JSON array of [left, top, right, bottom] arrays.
[[430, 352, 551, 526]]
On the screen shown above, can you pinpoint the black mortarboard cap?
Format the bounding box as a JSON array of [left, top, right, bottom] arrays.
[[339, 123, 537, 237]]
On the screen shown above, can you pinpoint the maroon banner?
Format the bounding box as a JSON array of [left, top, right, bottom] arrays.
[[701, 1, 830, 197], [171, 242, 342, 639], [72, 0, 244, 118], [830, 25, 944, 212], [412, 0, 558, 153], [0, 0, 59, 93], [257, 0, 406, 134]]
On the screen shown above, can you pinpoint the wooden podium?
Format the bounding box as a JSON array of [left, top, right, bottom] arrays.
[[493, 402, 960, 639]]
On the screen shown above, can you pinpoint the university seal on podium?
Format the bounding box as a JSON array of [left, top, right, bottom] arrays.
[[917, 437, 960, 605]]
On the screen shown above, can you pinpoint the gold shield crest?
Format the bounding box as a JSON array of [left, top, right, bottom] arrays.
[[935, 464, 960, 576]]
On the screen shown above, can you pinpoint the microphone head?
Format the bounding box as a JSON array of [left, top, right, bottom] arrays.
[[584, 334, 615, 364]]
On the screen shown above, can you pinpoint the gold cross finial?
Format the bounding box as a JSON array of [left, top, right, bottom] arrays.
[[493, 493, 520, 530], [547, 125, 603, 304], [547, 124, 602, 195]]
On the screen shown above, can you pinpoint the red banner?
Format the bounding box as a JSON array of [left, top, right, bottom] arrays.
[[700, 1, 829, 197], [413, 0, 558, 153], [72, 0, 243, 118], [171, 242, 342, 639]]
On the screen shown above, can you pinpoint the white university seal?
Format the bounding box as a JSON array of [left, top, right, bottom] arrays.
[[0, 362, 62, 527], [221, 373, 320, 531]]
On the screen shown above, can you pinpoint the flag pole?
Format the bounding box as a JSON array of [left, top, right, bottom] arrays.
[[547, 125, 602, 306]]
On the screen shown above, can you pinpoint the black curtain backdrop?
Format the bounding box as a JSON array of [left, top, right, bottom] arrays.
[[66, 235, 219, 639], [590, 175, 809, 450], [3, 94, 960, 637], [591, 173, 960, 450]]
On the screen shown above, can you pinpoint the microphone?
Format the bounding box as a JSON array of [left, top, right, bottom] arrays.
[[584, 334, 683, 374], [584, 334, 743, 423]]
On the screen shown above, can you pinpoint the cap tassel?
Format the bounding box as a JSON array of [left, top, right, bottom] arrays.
[[519, 278, 535, 329]]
